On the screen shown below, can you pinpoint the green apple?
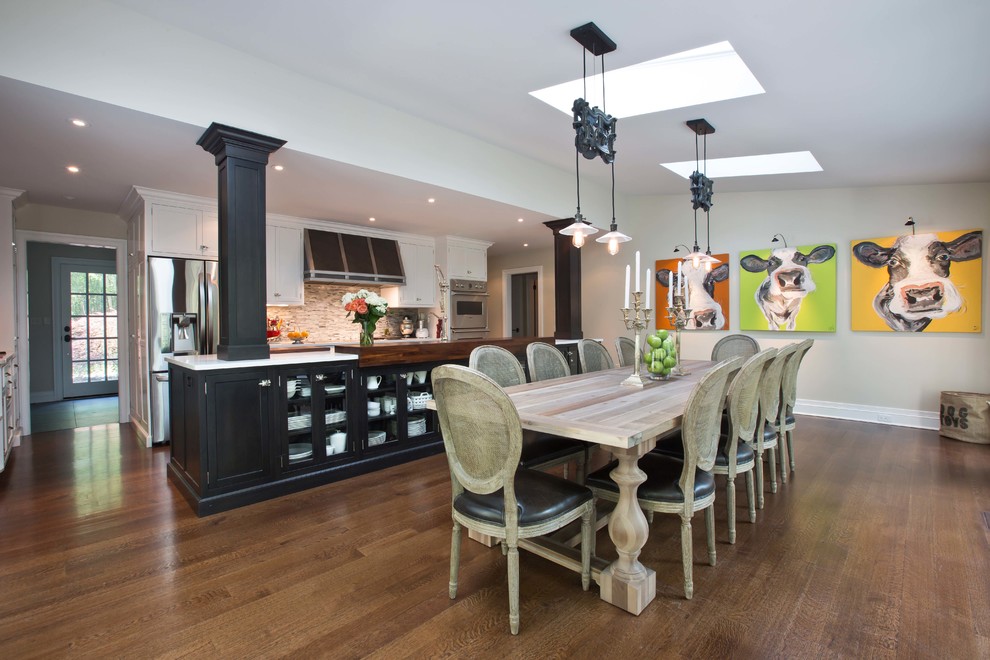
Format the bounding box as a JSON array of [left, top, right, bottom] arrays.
[[663, 356, 677, 369], [656, 329, 669, 341], [648, 360, 663, 374], [646, 334, 663, 349]]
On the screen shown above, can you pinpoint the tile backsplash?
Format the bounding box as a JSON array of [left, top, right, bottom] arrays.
[[266, 283, 434, 344]]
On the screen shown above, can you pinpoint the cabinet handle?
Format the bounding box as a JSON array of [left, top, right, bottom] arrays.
[[314, 374, 326, 382], [259, 379, 272, 387], [274, 292, 281, 297], [200, 245, 208, 251]]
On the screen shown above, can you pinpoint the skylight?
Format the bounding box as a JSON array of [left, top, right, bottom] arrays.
[[661, 151, 823, 178], [530, 41, 764, 118]]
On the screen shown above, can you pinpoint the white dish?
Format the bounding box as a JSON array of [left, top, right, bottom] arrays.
[[324, 384, 346, 394], [288, 443, 313, 460], [368, 430, 387, 446]]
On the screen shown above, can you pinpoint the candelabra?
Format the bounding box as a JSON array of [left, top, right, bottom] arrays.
[[665, 294, 691, 376], [620, 291, 653, 387]]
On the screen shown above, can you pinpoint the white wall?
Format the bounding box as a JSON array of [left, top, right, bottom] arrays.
[[15, 203, 127, 239], [0, 189, 23, 352], [580, 182, 990, 424]]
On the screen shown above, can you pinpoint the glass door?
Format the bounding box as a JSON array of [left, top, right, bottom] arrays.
[[58, 261, 119, 398]]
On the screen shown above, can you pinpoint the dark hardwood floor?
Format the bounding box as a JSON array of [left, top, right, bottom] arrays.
[[1, 417, 988, 658]]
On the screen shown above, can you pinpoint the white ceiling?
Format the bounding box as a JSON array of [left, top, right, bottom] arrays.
[[1, 0, 988, 256]]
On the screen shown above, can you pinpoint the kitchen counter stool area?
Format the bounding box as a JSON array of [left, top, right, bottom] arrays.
[[166, 353, 450, 516]]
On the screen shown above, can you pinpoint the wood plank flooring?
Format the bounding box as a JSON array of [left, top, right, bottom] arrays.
[[1, 417, 988, 658]]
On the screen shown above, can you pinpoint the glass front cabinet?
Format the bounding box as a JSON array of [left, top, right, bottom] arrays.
[[360, 365, 439, 452], [277, 366, 353, 473]]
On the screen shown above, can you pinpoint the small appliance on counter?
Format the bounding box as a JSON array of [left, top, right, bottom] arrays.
[[400, 316, 415, 337]]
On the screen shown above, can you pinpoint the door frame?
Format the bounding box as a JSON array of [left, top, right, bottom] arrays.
[[501, 266, 544, 338], [14, 230, 130, 436], [51, 256, 120, 400]]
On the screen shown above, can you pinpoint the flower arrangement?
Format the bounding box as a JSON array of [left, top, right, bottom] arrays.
[[342, 289, 389, 346]]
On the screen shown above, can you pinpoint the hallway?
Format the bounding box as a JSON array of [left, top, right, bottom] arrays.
[[29, 395, 119, 433]]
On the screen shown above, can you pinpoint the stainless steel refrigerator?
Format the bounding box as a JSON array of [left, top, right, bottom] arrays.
[[148, 257, 219, 444]]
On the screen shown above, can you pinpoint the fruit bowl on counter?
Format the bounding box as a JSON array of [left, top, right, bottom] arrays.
[[286, 330, 309, 344]]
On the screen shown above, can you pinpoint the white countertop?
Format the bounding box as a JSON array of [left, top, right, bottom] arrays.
[[166, 351, 357, 371]]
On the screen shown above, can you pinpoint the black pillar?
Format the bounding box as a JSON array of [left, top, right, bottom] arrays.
[[197, 123, 286, 361], [544, 218, 583, 340]]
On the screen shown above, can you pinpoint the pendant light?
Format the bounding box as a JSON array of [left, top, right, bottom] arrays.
[[684, 118, 720, 271], [561, 22, 621, 250]]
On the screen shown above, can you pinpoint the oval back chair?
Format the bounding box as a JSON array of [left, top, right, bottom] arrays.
[[432, 364, 594, 635], [754, 342, 799, 507], [526, 342, 570, 382], [711, 334, 760, 362], [614, 336, 636, 368], [578, 339, 614, 373], [778, 338, 814, 476]]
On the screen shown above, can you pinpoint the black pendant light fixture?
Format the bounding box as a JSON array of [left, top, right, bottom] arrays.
[[559, 22, 630, 253], [683, 118, 721, 271]]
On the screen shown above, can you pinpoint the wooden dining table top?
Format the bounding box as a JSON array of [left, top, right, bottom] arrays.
[[502, 359, 716, 450]]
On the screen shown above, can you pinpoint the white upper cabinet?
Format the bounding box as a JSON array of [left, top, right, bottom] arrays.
[[384, 239, 436, 308], [149, 202, 219, 259], [266, 224, 304, 306], [441, 237, 490, 281]]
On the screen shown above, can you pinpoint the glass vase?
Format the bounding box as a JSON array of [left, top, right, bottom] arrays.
[[359, 318, 377, 346]]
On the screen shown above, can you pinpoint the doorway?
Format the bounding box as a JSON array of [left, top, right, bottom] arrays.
[[501, 266, 544, 338], [16, 231, 130, 436]]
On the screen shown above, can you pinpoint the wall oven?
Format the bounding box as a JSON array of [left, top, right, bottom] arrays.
[[449, 278, 489, 340]]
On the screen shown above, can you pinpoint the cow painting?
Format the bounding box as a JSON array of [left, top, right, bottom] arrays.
[[740, 245, 837, 331], [852, 231, 982, 332], [654, 254, 731, 331]]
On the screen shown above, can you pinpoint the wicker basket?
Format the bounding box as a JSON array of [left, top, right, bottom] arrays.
[[409, 392, 433, 410]]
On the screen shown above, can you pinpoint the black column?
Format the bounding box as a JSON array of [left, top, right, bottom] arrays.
[[543, 218, 583, 340], [197, 123, 286, 361]]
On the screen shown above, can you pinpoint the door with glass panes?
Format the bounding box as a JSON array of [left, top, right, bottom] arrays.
[[57, 260, 119, 398]]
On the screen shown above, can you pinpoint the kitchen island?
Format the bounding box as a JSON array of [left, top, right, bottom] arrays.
[[166, 337, 552, 515]]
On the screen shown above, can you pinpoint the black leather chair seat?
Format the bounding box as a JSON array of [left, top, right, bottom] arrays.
[[453, 468, 593, 526], [780, 413, 796, 426], [586, 453, 715, 504], [763, 422, 779, 441], [519, 433, 585, 467], [651, 430, 754, 468]]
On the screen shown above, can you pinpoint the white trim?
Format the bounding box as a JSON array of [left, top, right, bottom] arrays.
[[794, 398, 940, 430], [15, 230, 130, 436], [501, 266, 544, 338]]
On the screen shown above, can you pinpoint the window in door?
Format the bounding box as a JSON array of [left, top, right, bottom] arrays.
[[61, 264, 119, 398]]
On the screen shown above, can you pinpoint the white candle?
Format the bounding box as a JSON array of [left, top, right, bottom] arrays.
[[667, 276, 673, 308], [685, 276, 690, 309], [624, 264, 630, 308], [677, 261, 683, 296], [635, 251, 641, 292], [645, 268, 652, 309]]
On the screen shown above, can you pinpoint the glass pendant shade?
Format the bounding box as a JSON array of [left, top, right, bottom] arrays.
[[596, 226, 632, 255], [558, 214, 599, 249]]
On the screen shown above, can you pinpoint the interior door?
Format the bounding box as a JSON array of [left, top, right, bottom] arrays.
[[509, 272, 538, 337], [58, 261, 119, 398]]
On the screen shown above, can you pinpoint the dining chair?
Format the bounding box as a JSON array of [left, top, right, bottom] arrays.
[[777, 338, 814, 477], [432, 364, 594, 635], [614, 336, 636, 368], [585, 356, 740, 599], [526, 341, 570, 381], [578, 339, 615, 373], [711, 334, 760, 362], [653, 348, 777, 543], [754, 342, 799, 506], [469, 345, 588, 482]]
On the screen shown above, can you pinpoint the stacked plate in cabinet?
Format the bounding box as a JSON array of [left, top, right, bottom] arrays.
[[288, 443, 313, 460], [407, 415, 427, 437], [287, 413, 312, 431], [325, 410, 346, 424]]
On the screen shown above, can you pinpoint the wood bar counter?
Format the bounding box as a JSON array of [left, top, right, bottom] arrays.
[[332, 336, 554, 367]]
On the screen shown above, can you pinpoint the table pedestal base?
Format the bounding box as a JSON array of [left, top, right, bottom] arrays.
[[598, 564, 656, 615]]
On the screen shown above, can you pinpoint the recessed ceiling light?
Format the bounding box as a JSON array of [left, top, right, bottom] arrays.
[[530, 41, 764, 119], [64, 195, 75, 200], [523, 243, 529, 247], [369, 217, 376, 222], [427, 198, 435, 204], [70, 118, 87, 127], [517, 218, 524, 223], [661, 151, 823, 178], [273, 165, 284, 171], [66, 165, 80, 173]]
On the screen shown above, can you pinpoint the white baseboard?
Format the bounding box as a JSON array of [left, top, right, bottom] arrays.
[[795, 398, 940, 431], [130, 415, 151, 448]]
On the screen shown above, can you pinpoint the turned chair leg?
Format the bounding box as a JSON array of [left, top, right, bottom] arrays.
[[449, 521, 461, 599], [746, 471, 756, 523], [705, 505, 716, 566], [580, 506, 593, 591], [726, 477, 737, 544], [681, 514, 694, 600], [754, 450, 765, 509], [787, 429, 796, 472], [507, 543, 520, 635], [768, 446, 778, 494], [778, 435, 789, 485]]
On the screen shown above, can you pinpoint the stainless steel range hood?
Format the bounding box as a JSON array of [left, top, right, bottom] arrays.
[[304, 229, 405, 285]]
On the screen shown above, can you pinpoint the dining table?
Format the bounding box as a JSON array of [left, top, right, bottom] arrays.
[[498, 358, 718, 615]]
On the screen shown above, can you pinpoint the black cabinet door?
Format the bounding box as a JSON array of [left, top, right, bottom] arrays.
[[205, 368, 273, 491]]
